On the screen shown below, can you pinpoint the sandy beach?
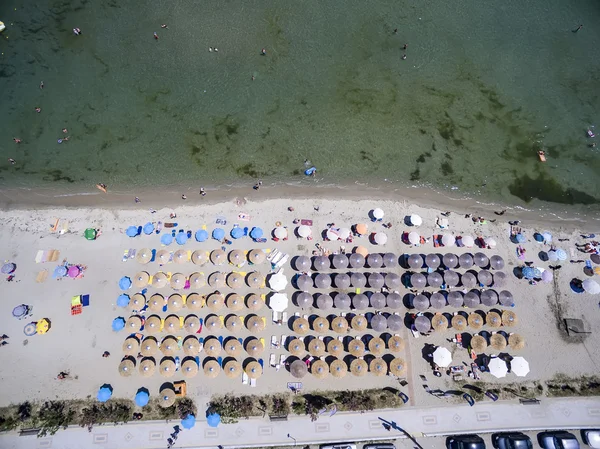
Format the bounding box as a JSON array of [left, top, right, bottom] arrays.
[[0, 192, 599, 416]]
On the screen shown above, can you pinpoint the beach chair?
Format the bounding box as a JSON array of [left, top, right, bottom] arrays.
[[242, 372, 249, 385], [266, 249, 280, 263], [250, 378, 257, 388], [282, 311, 287, 323], [279, 354, 287, 366], [274, 254, 289, 270], [270, 354, 276, 367], [271, 336, 278, 349], [272, 310, 280, 323], [281, 335, 288, 347]]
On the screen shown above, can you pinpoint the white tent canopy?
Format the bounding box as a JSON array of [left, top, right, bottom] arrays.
[[432, 346, 452, 367], [268, 293, 289, 312], [268, 271, 288, 291], [488, 357, 508, 378]]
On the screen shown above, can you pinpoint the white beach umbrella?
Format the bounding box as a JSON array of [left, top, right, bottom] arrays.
[[408, 231, 420, 245], [274, 227, 288, 239], [460, 235, 475, 247], [268, 271, 288, 291], [373, 208, 384, 220], [583, 279, 600, 294], [297, 225, 311, 238], [510, 356, 530, 377], [338, 228, 351, 240], [326, 229, 340, 241], [374, 232, 387, 245], [441, 234, 455, 247], [488, 358, 508, 378], [485, 237, 497, 249], [268, 293, 289, 312], [410, 214, 422, 226], [432, 347, 452, 367]]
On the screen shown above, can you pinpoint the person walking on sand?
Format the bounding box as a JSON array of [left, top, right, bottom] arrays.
[[154, 32, 159, 40], [181, 194, 187, 200], [403, 43, 408, 50], [161, 24, 168, 28], [35, 107, 41, 113], [40, 81, 44, 89], [200, 187, 206, 196], [13, 138, 21, 144], [8, 158, 15, 165], [261, 48, 266, 55], [102, 351, 110, 358], [573, 24, 583, 32]]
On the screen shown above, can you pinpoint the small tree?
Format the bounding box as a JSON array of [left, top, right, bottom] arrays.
[[37, 401, 75, 437], [176, 398, 196, 419]]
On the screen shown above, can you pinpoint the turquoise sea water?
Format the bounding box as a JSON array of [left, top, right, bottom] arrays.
[[0, 0, 599, 207]]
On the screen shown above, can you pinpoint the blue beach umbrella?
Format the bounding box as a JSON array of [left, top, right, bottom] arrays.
[[532, 267, 542, 278], [12, 304, 28, 318], [176, 232, 188, 245], [207, 413, 221, 428], [212, 228, 225, 240], [143, 222, 154, 235], [555, 249, 567, 261], [126, 226, 139, 237], [53, 265, 68, 278], [522, 267, 535, 279], [250, 227, 263, 240], [181, 414, 196, 429], [231, 227, 244, 239], [135, 390, 150, 407], [112, 317, 126, 331], [1, 262, 16, 274], [119, 276, 132, 290], [117, 294, 130, 308], [161, 233, 173, 246], [516, 233, 526, 243], [534, 233, 544, 243], [195, 229, 208, 242], [97, 386, 113, 402]]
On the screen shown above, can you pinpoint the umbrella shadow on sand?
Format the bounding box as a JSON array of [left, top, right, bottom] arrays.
[[421, 343, 436, 368]]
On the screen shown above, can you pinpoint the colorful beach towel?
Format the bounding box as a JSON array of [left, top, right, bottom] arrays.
[[35, 250, 60, 263]]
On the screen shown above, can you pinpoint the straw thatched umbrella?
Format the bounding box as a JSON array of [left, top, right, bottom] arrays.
[[248, 249, 266, 265], [224, 360, 243, 378], [186, 293, 204, 311], [431, 313, 448, 331], [368, 337, 385, 355], [389, 358, 407, 377], [464, 291, 480, 308], [173, 249, 188, 264], [293, 317, 310, 335], [470, 335, 487, 353], [308, 339, 326, 357], [192, 250, 208, 266], [481, 290, 499, 307], [332, 254, 349, 269], [141, 337, 158, 356], [156, 250, 170, 265], [414, 315, 431, 333], [371, 313, 387, 332], [170, 273, 186, 290], [447, 291, 464, 308], [246, 338, 264, 357], [350, 358, 368, 377], [204, 360, 220, 378], [313, 316, 329, 333], [225, 294, 243, 312], [486, 311, 502, 328], [189, 272, 206, 289], [206, 293, 225, 312], [369, 358, 387, 376], [246, 272, 264, 288], [126, 315, 143, 331], [352, 294, 369, 310], [311, 360, 329, 379], [167, 294, 183, 312], [159, 388, 176, 408], [164, 315, 180, 332], [451, 314, 467, 331], [210, 249, 226, 265], [136, 248, 152, 264], [148, 294, 164, 313], [225, 315, 242, 333], [508, 333, 525, 350], [296, 292, 313, 308], [205, 315, 222, 331], [502, 310, 518, 327], [290, 359, 308, 378], [331, 316, 349, 334], [208, 272, 225, 288], [334, 273, 351, 289], [247, 315, 266, 333], [430, 292, 446, 310], [350, 272, 367, 288], [387, 314, 403, 332], [330, 359, 348, 378], [499, 290, 514, 307], [160, 358, 176, 377], [160, 337, 178, 356], [122, 337, 140, 355], [288, 338, 305, 356], [229, 250, 244, 266], [348, 338, 365, 357], [461, 272, 477, 288], [128, 293, 146, 311], [351, 314, 368, 331], [370, 293, 387, 309], [204, 338, 222, 357], [227, 272, 244, 289], [388, 335, 405, 353], [145, 315, 161, 334], [183, 336, 200, 356], [316, 294, 334, 310], [327, 339, 344, 357], [468, 312, 484, 330], [224, 339, 243, 357], [490, 333, 507, 351], [413, 294, 429, 312], [246, 294, 264, 311], [152, 272, 168, 288], [119, 358, 135, 377], [181, 359, 199, 378], [245, 361, 262, 379], [139, 358, 156, 377]]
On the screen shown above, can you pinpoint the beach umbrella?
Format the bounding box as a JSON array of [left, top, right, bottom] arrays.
[[459, 253, 474, 268], [355, 223, 368, 235], [224, 360, 242, 378], [474, 253, 489, 268], [509, 333, 525, 350], [369, 358, 387, 376], [269, 293, 289, 312], [139, 358, 156, 376], [498, 290, 514, 306], [470, 334, 487, 353], [225, 315, 242, 333], [159, 388, 176, 408], [387, 292, 402, 309], [502, 310, 518, 326], [488, 358, 508, 378], [126, 315, 143, 331], [334, 273, 351, 289], [248, 226, 264, 240], [367, 253, 383, 268], [186, 293, 204, 311], [410, 214, 422, 226], [296, 225, 310, 238], [383, 252, 398, 267], [126, 226, 139, 237], [246, 294, 263, 311], [227, 272, 244, 289], [208, 272, 225, 288], [136, 248, 152, 264], [349, 253, 365, 268], [183, 337, 200, 356], [204, 338, 222, 357], [181, 414, 196, 430], [97, 386, 112, 402], [248, 249, 266, 265], [226, 294, 244, 311], [414, 315, 431, 333], [425, 254, 441, 269], [268, 271, 288, 291], [388, 357, 407, 377], [444, 270, 460, 287], [451, 314, 467, 331], [330, 359, 348, 378], [370, 314, 387, 332], [468, 312, 484, 329], [350, 358, 368, 377], [547, 251, 558, 262], [332, 254, 348, 270], [352, 293, 369, 310], [223, 339, 242, 357], [313, 256, 330, 272], [308, 339, 326, 357], [119, 276, 132, 290], [384, 273, 401, 289], [443, 253, 459, 269], [295, 292, 312, 309], [326, 340, 343, 357], [189, 272, 206, 289], [412, 294, 429, 311], [112, 317, 126, 332], [431, 313, 448, 331], [133, 272, 150, 288], [290, 359, 308, 378], [432, 347, 452, 367], [143, 222, 154, 235], [160, 234, 173, 246], [408, 231, 420, 245], [247, 315, 266, 333], [160, 337, 178, 356], [370, 292, 387, 309], [144, 315, 161, 334], [316, 293, 333, 310], [447, 291, 464, 308], [388, 335, 405, 352], [156, 249, 171, 264], [350, 272, 367, 287], [373, 232, 387, 245], [184, 315, 201, 333], [206, 293, 225, 312], [181, 359, 199, 378], [313, 317, 329, 333], [348, 338, 365, 357], [461, 272, 477, 288], [123, 337, 140, 355], [490, 333, 507, 350], [338, 228, 351, 240], [411, 273, 427, 289], [210, 249, 226, 266], [332, 316, 349, 333], [372, 208, 385, 220], [493, 271, 507, 287], [486, 311, 502, 328], [170, 273, 186, 290], [408, 254, 423, 269], [481, 290, 499, 306], [204, 360, 221, 378], [441, 234, 455, 247], [511, 356, 530, 377], [53, 266, 67, 278], [230, 227, 244, 240], [176, 232, 188, 245], [326, 228, 341, 241], [67, 265, 81, 278], [205, 315, 222, 331], [478, 270, 493, 286], [592, 254, 600, 264], [246, 338, 265, 357], [541, 270, 553, 283], [12, 304, 29, 319], [311, 360, 329, 379], [173, 249, 188, 264], [296, 274, 313, 291], [387, 314, 403, 332], [228, 250, 244, 266], [194, 229, 208, 243], [288, 338, 306, 356], [485, 237, 497, 249], [515, 233, 526, 244], [212, 228, 225, 241], [191, 250, 209, 266], [351, 314, 368, 331], [315, 273, 332, 289], [583, 279, 600, 294], [294, 255, 310, 271], [427, 272, 444, 288], [490, 255, 505, 270], [460, 236, 475, 248], [430, 292, 446, 309], [245, 361, 263, 379], [118, 359, 135, 377], [167, 294, 183, 312]]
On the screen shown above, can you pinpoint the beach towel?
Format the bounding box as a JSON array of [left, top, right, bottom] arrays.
[[36, 270, 49, 283], [301, 219, 313, 226], [35, 250, 60, 263], [238, 213, 251, 222]]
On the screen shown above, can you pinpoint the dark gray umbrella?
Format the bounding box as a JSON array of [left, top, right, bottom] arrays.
[[350, 272, 367, 288], [315, 273, 332, 289], [334, 293, 351, 309], [352, 294, 369, 310], [425, 254, 441, 269], [407, 254, 423, 269], [290, 359, 308, 378], [334, 273, 351, 289], [297, 275, 313, 291], [383, 253, 398, 267], [384, 273, 401, 289], [493, 271, 507, 287], [411, 273, 427, 289], [459, 253, 474, 268], [316, 294, 334, 310], [474, 252, 489, 268], [368, 273, 384, 289], [314, 256, 330, 271], [295, 256, 311, 271], [427, 272, 444, 288], [371, 314, 387, 332], [443, 253, 459, 269], [499, 290, 514, 306], [464, 291, 480, 308], [387, 314, 403, 331], [430, 292, 446, 309], [349, 253, 365, 268], [370, 292, 387, 309], [461, 272, 477, 288], [481, 289, 498, 306], [332, 254, 348, 269], [447, 291, 464, 308], [367, 253, 383, 268], [444, 270, 460, 287], [296, 292, 313, 308], [478, 270, 493, 286], [386, 293, 402, 309], [490, 255, 505, 270], [414, 315, 431, 333], [413, 294, 429, 311]]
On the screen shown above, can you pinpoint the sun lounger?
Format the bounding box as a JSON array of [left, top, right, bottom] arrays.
[[271, 336, 279, 349], [270, 354, 276, 367], [274, 254, 289, 270], [281, 335, 288, 346], [250, 378, 256, 387], [266, 249, 281, 263], [272, 310, 280, 323], [282, 311, 287, 323], [280, 354, 287, 366], [242, 372, 249, 385]]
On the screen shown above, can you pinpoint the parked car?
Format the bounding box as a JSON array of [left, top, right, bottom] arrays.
[[320, 444, 357, 449], [447, 434, 486, 449], [493, 432, 533, 449], [364, 444, 396, 449], [538, 431, 580, 449], [581, 430, 600, 449]]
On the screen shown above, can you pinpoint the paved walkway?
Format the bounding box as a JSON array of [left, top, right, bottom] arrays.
[[2, 397, 599, 449]]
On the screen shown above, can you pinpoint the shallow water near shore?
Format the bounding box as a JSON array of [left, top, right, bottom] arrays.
[[0, 0, 599, 208]]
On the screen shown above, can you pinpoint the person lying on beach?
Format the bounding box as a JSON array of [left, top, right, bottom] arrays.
[[13, 138, 21, 144]]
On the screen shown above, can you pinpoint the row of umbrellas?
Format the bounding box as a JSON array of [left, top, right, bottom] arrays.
[[124, 270, 267, 291], [470, 332, 525, 352], [294, 253, 400, 271], [126, 335, 270, 358], [122, 292, 267, 313], [430, 347, 530, 377], [410, 289, 514, 311], [409, 270, 506, 289], [135, 248, 268, 266], [287, 335, 404, 356], [296, 272, 401, 290], [406, 253, 503, 270], [290, 356, 406, 378], [290, 313, 403, 334], [405, 233, 495, 249], [413, 310, 518, 333]]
